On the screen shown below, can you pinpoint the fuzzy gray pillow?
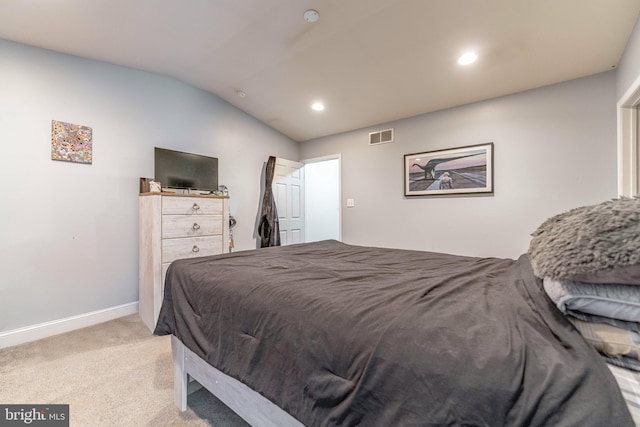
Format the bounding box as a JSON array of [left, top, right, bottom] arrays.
[[528, 198, 640, 284]]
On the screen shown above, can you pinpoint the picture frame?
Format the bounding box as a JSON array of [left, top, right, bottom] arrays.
[[139, 177, 153, 194], [404, 142, 493, 197], [51, 120, 93, 164]]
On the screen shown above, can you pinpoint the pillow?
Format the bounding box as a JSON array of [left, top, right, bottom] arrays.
[[568, 264, 640, 285], [569, 317, 640, 361], [603, 355, 640, 371], [543, 278, 640, 323], [567, 309, 640, 332], [528, 198, 640, 284]]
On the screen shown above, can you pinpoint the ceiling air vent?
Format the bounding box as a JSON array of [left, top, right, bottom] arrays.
[[369, 128, 394, 146]]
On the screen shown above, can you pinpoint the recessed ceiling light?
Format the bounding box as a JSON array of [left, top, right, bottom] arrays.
[[311, 102, 325, 111], [458, 52, 478, 66]]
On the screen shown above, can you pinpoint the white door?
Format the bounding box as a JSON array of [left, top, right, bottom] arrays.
[[274, 158, 305, 245]]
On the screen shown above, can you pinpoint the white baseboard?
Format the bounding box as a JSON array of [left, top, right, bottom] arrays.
[[0, 302, 139, 349]]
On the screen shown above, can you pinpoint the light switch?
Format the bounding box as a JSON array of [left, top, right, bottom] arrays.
[[346, 198, 355, 207]]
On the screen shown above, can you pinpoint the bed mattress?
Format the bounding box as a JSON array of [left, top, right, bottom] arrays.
[[155, 240, 633, 426]]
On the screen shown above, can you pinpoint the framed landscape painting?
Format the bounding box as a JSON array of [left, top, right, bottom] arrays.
[[404, 142, 493, 197]]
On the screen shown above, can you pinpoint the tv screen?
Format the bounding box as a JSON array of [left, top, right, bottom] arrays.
[[154, 147, 218, 192]]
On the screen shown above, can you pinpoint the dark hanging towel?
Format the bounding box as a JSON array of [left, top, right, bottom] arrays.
[[258, 156, 281, 247]]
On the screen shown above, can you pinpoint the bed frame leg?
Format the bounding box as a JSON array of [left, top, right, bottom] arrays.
[[171, 335, 188, 411]]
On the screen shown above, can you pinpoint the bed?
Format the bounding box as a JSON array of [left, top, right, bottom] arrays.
[[155, 232, 636, 426]]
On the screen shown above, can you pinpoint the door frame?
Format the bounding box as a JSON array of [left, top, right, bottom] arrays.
[[618, 75, 640, 197]]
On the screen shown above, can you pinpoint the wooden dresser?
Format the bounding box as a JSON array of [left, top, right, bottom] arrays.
[[139, 193, 230, 332]]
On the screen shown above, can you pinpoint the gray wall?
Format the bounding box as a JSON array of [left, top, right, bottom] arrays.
[[3, 21, 638, 333], [0, 39, 298, 331], [300, 71, 618, 259]]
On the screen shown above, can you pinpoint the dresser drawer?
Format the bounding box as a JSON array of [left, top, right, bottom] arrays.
[[162, 196, 224, 215], [162, 235, 223, 263], [162, 215, 223, 238]]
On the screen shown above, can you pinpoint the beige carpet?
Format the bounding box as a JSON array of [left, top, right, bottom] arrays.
[[0, 315, 249, 426]]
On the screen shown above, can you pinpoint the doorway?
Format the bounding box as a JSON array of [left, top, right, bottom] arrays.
[[303, 155, 341, 243], [618, 80, 640, 197], [272, 155, 341, 246]]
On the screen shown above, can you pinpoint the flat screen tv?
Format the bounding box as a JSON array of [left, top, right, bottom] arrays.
[[154, 147, 218, 192]]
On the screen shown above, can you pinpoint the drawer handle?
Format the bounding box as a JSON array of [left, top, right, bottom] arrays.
[[192, 203, 200, 211], [192, 245, 200, 253], [192, 223, 201, 231]]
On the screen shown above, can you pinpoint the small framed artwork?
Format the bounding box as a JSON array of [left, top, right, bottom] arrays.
[[51, 120, 92, 164], [404, 142, 493, 197]]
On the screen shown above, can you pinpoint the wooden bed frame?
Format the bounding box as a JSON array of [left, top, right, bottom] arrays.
[[171, 335, 303, 426]]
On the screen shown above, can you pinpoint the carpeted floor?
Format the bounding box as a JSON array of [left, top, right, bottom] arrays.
[[0, 315, 249, 426]]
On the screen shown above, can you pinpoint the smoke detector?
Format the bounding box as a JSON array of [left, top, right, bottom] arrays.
[[304, 9, 319, 23]]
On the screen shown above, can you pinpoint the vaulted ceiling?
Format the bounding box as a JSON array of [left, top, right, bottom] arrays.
[[1, 0, 639, 142]]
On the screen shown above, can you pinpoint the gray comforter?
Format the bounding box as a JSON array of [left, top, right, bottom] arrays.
[[155, 240, 632, 426]]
